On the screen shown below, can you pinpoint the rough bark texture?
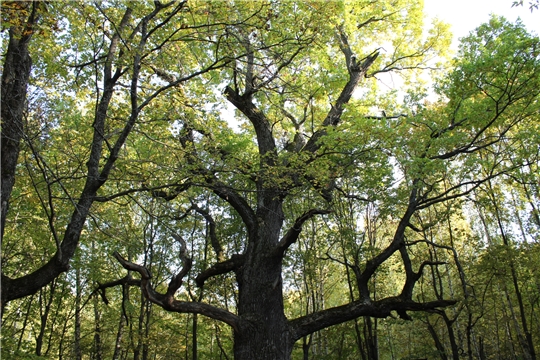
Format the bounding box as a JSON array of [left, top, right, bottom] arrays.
[[1, 2, 40, 314], [233, 199, 294, 359]]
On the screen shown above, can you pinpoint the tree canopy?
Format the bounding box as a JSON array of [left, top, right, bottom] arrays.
[[1, 1, 539, 359]]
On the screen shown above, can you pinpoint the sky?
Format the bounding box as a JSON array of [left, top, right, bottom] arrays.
[[424, 0, 539, 48]]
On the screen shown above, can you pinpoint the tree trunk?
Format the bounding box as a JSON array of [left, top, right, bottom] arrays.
[[112, 283, 127, 360], [234, 255, 292, 359], [17, 296, 34, 352], [74, 267, 82, 360], [426, 320, 448, 360], [443, 313, 460, 360], [233, 203, 294, 360], [36, 280, 56, 356], [488, 185, 536, 360], [0, 3, 36, 242], [93, 295, 103, 360], [364, 317, 378, 360]]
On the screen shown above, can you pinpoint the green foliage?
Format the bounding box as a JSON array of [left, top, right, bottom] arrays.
[[2, 0, 540, 359]]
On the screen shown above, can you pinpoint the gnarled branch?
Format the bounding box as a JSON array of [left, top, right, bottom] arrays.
[[273, 209, 332, 256], [195, 254, 246, 288], [113, 250, 242, 331], [289, 297, 456, 341]]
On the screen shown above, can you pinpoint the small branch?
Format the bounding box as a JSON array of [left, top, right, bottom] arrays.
[[335, 186, 370, 202], [195, 254, 246, 288], [113, 252, 152, 280], [92, 274, 141, 305], [416, 169, 510, 210], [191, 205, 224, 261], [274, 209, 332, 256], [364, 113, 408, 120], [417, 261, 447, 275], [93, 182, 190, 202], [167, 234, 192, 299]]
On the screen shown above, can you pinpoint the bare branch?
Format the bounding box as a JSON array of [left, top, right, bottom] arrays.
[[273, 209, 332, 256], [113, 251, 242, 331], [92, 274, 141, 305], [289, 297, 456, 341], [195, 254, 246, 288], [93, 182, 190, 202]]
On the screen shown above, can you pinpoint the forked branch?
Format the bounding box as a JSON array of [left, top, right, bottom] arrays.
[[274, 209, 332, 256], [113, 249, 242, 331], [195, 254, 246, 288]]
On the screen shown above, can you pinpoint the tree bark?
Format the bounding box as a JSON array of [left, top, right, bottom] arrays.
[[74, 267, 82, 360], [426, 320, 448, 360], [487, 181, 537, 360], [0, 3, 37, 242], [35, 280, 57, 356], [233, 200, 294, 360]]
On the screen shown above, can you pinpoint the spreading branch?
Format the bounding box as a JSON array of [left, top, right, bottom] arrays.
[[302, 31, 379, 154], [289, 297, 456, 341], [1, 6, 135, 304], [113, 250, 242, 331], [224, 85, 277, 160]]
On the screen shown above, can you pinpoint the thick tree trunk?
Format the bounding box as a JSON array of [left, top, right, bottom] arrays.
[[233, 257, 292, 359], [233, 202, 294, 360]]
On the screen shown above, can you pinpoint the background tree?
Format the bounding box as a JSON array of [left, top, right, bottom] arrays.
[[1, 0, 237, 306]]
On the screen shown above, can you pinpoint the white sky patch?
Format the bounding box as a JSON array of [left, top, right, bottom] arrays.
[[424, 0, 539, 48], [371, 1, 539, 111]]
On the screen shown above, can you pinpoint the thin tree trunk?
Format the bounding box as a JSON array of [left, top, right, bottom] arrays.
[[427, 319, 448, 360], [57, 304, 72, 360], [476, 185, 536, 360], [74, 267, 82, 360], [192, 313, 198, 360], [142, 300, 151, 360], [112, 284, 128, 360], [93, 295, 103, 360], [36, 279, 57, 356], [364, 317, 378, 360], [442, 312, 460, 360], [17, 296, 34, 352], [490, 191, 536, 360], [302, 334, 312, 360]]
